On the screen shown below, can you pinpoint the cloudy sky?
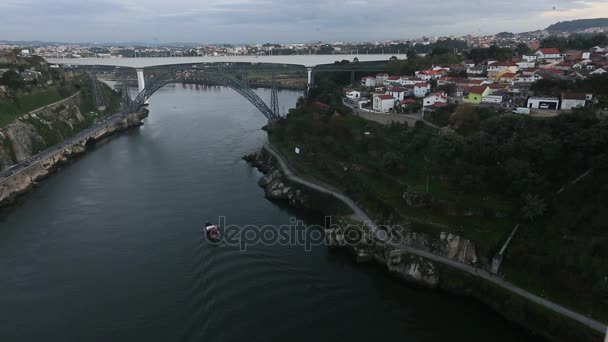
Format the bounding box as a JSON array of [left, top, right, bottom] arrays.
[[1, 0, 607, 43]]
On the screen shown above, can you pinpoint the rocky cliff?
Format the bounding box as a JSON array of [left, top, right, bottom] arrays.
[[0, 111, 147, 207], [0, 92, 94, 171]]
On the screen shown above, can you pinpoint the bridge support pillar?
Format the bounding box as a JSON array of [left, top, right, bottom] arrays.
[[136, 68, 148, 104], [306, 67, 314, 90]]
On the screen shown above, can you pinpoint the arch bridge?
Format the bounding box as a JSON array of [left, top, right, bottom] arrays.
[[120, 67, 281, 119]]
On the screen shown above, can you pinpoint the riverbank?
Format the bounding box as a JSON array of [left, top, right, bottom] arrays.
[[244, 142, 606, 342], [0, 110, 148, 207]]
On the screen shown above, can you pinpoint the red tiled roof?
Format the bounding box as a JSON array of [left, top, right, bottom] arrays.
[[463, 85, 489, 94], [388, 76, 401, 80], [489, 61, 518, 67], [375, 94, 394, 100], [562, 92, 586, 100], [539, 48, 561, 55], [500, 72, 518, 78], [432, 102, 447, 107], [377, 73, 389, 77], [400, 99, 417, 104], [415, 82, 429, 87], [390, 87, 406, 92]]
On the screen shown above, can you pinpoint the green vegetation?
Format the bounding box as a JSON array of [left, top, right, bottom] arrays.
[[271, 81, 608, 324], [541, 33, 608, 51], [0, 87, 68, 127], [546, 18, 608, 32], [436, 263, 603, 342]]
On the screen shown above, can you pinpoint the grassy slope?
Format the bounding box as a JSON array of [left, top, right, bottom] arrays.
[[271, 98, 608, 324], [271, 108, 517, 257], [502, 170, 608, 322]]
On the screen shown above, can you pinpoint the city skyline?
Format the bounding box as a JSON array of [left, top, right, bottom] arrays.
[[1, 0, 608, 44]]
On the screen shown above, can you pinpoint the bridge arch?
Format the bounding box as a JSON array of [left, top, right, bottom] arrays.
[[125, 69, 278, 120]]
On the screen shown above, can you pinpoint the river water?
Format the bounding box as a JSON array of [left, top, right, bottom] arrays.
[[0, 84, 534, 341]]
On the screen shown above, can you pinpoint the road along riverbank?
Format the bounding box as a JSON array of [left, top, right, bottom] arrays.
[[244, 142, 607, 342], [0, 110, 148, 207]]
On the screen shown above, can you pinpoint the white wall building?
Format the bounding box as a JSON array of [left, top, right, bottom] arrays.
[[423, 92, 448, 107], [361, 76, 376, 87], [560, 93, 587, 110], [527, 97, 560, 110], [373, 94, 395, 113], [481, 95, 503, 104], [388, 87, 407, 101], [413, 83, 430, 98], [345, 90, 361, 99], [376, 73, 389, 85]]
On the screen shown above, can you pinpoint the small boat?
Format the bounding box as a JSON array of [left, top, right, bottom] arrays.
[[204, 221, 220, 242]]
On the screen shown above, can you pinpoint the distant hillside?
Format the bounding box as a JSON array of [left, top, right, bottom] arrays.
[[546, 18, 608, 32]]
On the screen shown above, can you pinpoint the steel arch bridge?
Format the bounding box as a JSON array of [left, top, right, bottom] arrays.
[[123, 68, 280, 120]]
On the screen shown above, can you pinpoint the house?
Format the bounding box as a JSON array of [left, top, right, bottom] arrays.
[[361, 76, 376, 87], [376, 73, 389, 85], [399, 99, 418, 109], [512, 74, 542, 84], [481, 95, 503, 104], [345, 90, 361, 99], [413, 83, 430, 98], [467, 66, 485, 75], [415, 69, 444, 81], [463, 86, 491, 104], [373, 94, 395, 113], [386, 76, 402, 84], [535, 48, 563, 63], [561, 93, 587, 110], [527, 97, 560, 110], [516, 61, 536, 69], [21, 70, 42, 82], [555, 61, 577, 71], [388, 87, 407, 101], [423, 92, 448, 107], [487, 62, 518, 73], [522, 55, 538, 63], [498, 72, 518, 84], [399, 76, 419, 86]]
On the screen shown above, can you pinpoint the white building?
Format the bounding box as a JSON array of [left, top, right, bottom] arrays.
[[535, 48, 563, 62], [527, 97, 560, 110], [512, 74, 542, 84], [423, 92, 448, 107], [560, 93, 587, 110], [376, 73, 389, 85], [481, 95, 503, 104], [399, 77, 419, 86], [361, 76, 376, 87], [413, 83, 430, 98], [388, 87, 407, 101], [345, 90, 361, 100], [373, 94, 395, 113], [522, 55, 538, 63], [487, 62, 519, 73], [516, 61, 536, 69]]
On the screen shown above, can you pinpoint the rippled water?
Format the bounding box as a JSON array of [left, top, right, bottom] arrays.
[[0, 84, 535, 341]]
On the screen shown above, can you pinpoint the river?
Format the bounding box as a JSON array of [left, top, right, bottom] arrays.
[[0, 84, 535, 341]]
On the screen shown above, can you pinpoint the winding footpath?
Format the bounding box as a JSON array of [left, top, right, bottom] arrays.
[[263, 142, 608, 336]]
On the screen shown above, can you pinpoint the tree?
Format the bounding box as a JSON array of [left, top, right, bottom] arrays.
[[520, 193, 548, 222], [0, 69, 25, 90]]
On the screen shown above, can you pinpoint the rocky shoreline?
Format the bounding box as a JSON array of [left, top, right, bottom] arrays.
[[0, 110, 148, 207], [243, 148, 479, 287], [244, 146, 600, 342]]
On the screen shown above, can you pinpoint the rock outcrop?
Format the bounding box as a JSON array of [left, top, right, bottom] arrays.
[[244, 150, 306, 207], [0, 93, 87, 171], [0, 110, 148, 207]]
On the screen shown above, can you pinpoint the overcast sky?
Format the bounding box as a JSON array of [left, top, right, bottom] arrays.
[[1, 0, 607, 44]]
